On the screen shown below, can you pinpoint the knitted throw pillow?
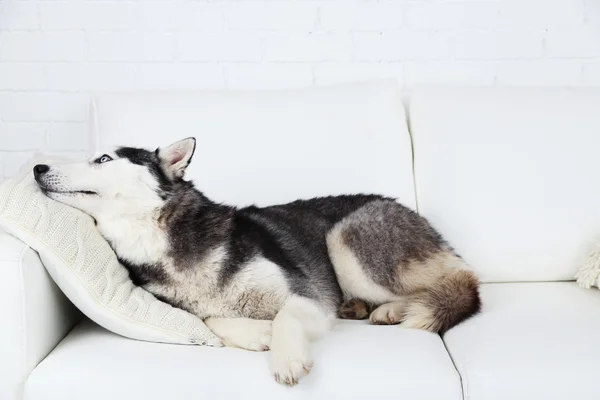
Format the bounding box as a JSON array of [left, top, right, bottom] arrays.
[[0, 156, 222, 347], [576, 242, 600, 289]]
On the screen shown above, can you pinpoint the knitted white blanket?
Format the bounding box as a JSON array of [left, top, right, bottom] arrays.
[[0, 157, 221, 346]]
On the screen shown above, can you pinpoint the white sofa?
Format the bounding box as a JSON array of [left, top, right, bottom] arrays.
[[2, 81, 600, 400]]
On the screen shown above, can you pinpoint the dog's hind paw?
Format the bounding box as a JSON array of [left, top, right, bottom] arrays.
[[369, 301, 404, 325], [338, 298, 373, 320]]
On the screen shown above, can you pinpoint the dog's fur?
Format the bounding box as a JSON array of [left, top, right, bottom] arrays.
[[34, 137, 481, 386]]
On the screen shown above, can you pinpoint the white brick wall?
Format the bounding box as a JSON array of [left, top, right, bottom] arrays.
[[0, 0, 599, 180]]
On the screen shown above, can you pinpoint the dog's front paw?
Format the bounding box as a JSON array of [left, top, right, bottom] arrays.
[[271, 355, 313, 387], [232, 319, 272, 352], [206, 317, 272, 352], [269, 342, 312, 386]]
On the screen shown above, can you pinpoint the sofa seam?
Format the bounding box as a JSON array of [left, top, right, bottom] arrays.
[[442, 336, 468, 400], [405, 97, 419, 214], [25, 320, 80, 388]]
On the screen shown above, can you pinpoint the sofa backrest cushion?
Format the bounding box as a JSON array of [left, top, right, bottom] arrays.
[[91, 81, 416, 210], [410, 87, 600, 282]]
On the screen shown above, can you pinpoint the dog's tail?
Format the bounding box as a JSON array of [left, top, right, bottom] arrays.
[[402, 269, 481, 334]]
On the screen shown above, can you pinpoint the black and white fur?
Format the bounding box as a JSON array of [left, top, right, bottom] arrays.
[[34, 137, 481, 386]]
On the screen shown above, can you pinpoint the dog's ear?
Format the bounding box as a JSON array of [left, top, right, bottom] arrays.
[[156, 137, 196, 180]]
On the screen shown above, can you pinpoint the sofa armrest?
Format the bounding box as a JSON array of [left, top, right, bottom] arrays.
[[0, 230, 81, 400]]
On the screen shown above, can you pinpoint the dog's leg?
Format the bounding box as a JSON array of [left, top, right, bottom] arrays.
[[204, 317, 272, 352], [269, 295, 334, 386]]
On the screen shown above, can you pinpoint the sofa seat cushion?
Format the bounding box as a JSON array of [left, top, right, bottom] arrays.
[[444, 282, 600, 400], [25, 319, 462, 400]]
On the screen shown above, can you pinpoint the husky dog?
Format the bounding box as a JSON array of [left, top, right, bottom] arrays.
[[34, 137, 481, 386]]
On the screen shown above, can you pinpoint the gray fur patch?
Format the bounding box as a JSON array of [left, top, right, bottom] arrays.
[[338, 199, 446, 291]]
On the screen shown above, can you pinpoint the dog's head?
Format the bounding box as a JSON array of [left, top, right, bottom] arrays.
[[33, 137, 196, 217]]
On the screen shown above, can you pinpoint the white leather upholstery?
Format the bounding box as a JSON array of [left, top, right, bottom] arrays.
[[91, 81, 417, 209], [410, 87, 600, 282], [25, 319, 462, 400], [444, 282, 600, 400], [0, 230, 81, 400]]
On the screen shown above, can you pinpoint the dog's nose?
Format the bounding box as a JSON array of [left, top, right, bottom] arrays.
[[33, 164, 49, 179]]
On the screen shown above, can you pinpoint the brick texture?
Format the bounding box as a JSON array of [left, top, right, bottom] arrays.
[[0, 0, 598, 180]]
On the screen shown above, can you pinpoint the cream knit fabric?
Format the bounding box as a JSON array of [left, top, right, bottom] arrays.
[[0, 157, 221, 346], [576, 242, 600, 289]]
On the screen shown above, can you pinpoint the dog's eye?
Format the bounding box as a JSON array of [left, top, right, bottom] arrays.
[[96, 155, 113, 164]]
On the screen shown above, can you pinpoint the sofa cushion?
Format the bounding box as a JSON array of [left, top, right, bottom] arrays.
[[410, 87, 600, 282], [443, 282, 600, 400], [91, 81, 416, 209], [25, 319, 462, 400]]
